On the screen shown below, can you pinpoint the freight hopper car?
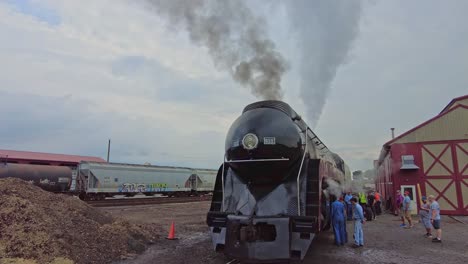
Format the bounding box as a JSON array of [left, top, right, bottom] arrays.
[[76, 162, 216, 200], [206, 101, 348, 262]]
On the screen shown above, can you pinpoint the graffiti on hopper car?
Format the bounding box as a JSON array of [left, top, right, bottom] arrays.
[[119, 183, 168, 193]]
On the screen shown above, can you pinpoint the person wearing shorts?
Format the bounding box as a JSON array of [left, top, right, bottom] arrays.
[[428, 195, 442, 243], [419, 196, 432, 238], [403, 191, 413, 228], [395, 190, 405, 227]]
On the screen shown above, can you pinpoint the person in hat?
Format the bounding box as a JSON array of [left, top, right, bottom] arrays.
[[403, 191, 413, 228], [419, 196, 432, 238]]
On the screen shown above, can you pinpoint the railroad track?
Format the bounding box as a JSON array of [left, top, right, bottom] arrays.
[[86, 196, 211, 207]]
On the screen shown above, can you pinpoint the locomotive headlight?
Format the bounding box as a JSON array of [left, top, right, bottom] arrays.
[[242, 133, 258, 150]]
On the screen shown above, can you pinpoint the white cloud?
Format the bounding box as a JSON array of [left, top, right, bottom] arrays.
[[1, 0, 467, 172]]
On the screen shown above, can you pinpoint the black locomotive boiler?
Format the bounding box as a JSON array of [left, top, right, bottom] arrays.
[[207, 101, 348, 262]]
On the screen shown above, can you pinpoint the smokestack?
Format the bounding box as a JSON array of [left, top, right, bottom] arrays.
[[391, 128, 395, 139], [107, 139, 111, 162]]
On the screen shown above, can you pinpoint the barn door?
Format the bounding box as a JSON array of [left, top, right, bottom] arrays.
[[421, 142, 467, 215], [455, 142, 468, 213]]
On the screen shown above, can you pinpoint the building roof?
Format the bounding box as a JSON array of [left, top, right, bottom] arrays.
[[439, 94, 468, 114], [377, 95, 468, 165], [0, 149, 106, 164], [383, 104, 467, 147]]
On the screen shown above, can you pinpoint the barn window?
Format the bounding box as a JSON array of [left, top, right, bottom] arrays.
[[400, 155, 419, 170]]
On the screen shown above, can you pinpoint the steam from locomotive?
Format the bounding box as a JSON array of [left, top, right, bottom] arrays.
[[287, 0, 363, 127], [145, 0, 363, 126], [145, 0, 288, 100]]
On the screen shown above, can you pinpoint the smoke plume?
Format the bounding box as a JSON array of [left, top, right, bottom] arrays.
[[324, 177, 344, 200], [145, 0, 288, 100], [286, 0, 363, 127]]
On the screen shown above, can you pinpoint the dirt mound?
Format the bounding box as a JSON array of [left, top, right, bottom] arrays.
[[0, 178, 158, 264]]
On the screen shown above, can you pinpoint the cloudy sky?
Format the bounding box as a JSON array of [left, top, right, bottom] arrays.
[[0, 0, 467, 171]]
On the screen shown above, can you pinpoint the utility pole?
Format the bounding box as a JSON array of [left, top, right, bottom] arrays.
[[107, 139, 111, 162]]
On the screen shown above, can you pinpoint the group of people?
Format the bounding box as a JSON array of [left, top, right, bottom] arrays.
[[330, 191, 377, 248], [395, 190, 442, 243], [330, 189, 443, 248]]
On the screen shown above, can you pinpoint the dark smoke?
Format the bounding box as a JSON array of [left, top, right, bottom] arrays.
[[145, 0, 288, 100], [287, 0, 363, 127]]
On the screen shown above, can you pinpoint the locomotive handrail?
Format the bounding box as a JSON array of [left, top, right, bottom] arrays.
[[221, 154, 226, 212], [297, 126, 309, 216], [227, 158, 289, 163]]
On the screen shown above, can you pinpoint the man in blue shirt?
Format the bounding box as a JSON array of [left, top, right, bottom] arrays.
[[344, 192, 353, 221], [331, 195, 347, 246], [403, 191, 413, 228], [428, 195, 442, 242], [351, 197, 365, 247]]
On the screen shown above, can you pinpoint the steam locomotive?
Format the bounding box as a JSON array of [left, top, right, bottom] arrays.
[[207, 101, 349, 262]]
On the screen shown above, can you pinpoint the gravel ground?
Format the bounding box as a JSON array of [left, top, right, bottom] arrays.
[[103, 202, 468, 264]]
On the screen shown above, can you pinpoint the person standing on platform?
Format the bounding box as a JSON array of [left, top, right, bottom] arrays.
[[345, 192, 353, 221], [351, 197, 365, 248], [331, 195, 347, 246]]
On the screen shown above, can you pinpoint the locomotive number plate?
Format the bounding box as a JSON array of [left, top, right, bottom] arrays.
[[263, 137, 276, 145]]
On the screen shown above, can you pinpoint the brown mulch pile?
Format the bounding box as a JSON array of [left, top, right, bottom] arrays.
[[0, 178, 159, 264]]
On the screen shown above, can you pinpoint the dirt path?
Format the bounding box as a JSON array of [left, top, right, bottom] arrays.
[[103, 203, 468, 264]]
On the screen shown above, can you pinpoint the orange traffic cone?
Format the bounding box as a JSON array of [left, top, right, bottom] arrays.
[[166, 221, 178, 240]]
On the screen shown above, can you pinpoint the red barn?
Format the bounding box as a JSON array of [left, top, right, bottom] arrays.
[[375, 95, 468, 215]]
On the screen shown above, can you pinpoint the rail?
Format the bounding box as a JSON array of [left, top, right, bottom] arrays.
[[86, 196, 211, 207]]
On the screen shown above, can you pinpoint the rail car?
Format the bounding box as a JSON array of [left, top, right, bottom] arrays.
[[0, 161, 216, 200], [206, 100, 349, 262], [0, 163, 73, 192], [76, 162, 216, 200]]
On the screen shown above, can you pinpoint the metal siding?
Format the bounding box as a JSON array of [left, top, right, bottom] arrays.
[[195, 170, 216, 190], [394, 107, 468, 144]]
